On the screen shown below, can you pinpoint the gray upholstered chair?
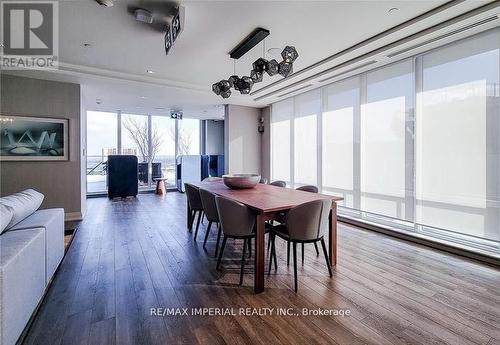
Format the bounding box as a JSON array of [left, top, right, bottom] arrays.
[[215, 196, 267, 285], [199, 188, 222, 257], [268, 199, 333, 292], [203, 176, 222, 182], [295, 185, 320, 259], [296, 185, 319, 193], [184, 183, 204, 238], [270, 180, 286, 187]]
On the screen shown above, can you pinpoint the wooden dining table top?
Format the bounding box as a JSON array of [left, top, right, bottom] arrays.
[[191, 181, 343, 213]]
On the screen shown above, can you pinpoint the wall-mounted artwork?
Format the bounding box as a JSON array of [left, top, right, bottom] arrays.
[[0, 115, 68, 161]]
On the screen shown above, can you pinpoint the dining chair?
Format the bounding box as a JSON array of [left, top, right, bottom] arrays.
[[296, 185, 319, 193], [295, 185, 320, 259], [199, 188, 222, 257], [268, 199, 333, 292], [269, 180, 286, 187], [215, 196, 270, 285], [184, 183, 204, 238], [203, 176, 222, 182]]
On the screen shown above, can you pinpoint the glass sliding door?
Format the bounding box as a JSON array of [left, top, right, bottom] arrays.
[[271, 98, 293, 185], [294, 90, 320, 187], [322, 77, 359, 207], [152, 116, 176, 187], [86, 111, 117, 194], [178, 118, 200, 155], [417, 31, 500, 243], [361, 60, 413, 221], [121, 113, 151, 188]]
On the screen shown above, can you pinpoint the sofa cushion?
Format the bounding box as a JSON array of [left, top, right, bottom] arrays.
[[10, 208, 64, 283], [0, 189, 44, 230], [0, 228, 46, 345], [0, 204, 13, 234]]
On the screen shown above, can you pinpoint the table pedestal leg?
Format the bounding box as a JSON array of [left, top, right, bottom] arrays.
[[328, 201, 338, 266], [254, 213, 265, 293]]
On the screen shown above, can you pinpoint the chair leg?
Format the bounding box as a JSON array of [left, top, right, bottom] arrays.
[[195, 211, 202, 237], [268, 234, 275, 275], [188, 209, 195, 231], [320, 238, 333, 277], [203, 221, 212, 247], [247, 238, 252, 258], [287, 241, 290, 266], [216, 235, 227, 271], [273, 240, 278, 271], [214, 223, 222, 258], [240, 239, 247, 285], [267, 235, 271, 252], [301, 243, 305, 264], [194, 214, 205, 241], [314, 242, 319, 256], [293, 242, 298, 292]]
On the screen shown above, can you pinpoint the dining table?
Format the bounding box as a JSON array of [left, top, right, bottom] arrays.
[[188, 181, 343, 294]]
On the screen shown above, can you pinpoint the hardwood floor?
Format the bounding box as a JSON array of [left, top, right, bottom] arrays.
[[23, 193, 500, 345]]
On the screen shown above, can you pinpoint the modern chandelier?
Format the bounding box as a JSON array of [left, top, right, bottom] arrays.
[[212, 45, 299, 99]]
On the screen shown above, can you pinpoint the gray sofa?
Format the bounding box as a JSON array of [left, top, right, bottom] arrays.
[[0, 189, 64, 345]]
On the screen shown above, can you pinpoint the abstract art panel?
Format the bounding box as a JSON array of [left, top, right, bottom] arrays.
[[0, 115, 68, 161]]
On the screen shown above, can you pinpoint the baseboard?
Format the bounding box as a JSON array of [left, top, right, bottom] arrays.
[[339, 216, 500, 267], [65, 212, 83, 221]]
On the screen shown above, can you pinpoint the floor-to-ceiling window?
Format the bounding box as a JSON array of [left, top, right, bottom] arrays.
[[86, 113, 200, 194], [271, 98, 292, 185], [294, 90, 320, 187], [86, 111, 117, 193], [361, 60, 413, 221], [270, 28, 500, 257], [121, 113, 150, 188], [178, 118, 200, 155], [322, 77, 358, 208], [417, 30, 499, 244], [152, 116, 177, 187]]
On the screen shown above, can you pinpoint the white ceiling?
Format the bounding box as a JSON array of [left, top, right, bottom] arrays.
[[2, 0, 496, 119]]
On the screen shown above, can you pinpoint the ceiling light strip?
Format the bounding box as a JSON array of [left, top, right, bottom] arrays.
[[277, 84, 314, 98], [253, 3, 499, 101], [387, 15, 499, 58], [251, 0, 498, 97], [253, 59, 377, 101], [317, 60, 378, 83], [250, 0, 464, 96]]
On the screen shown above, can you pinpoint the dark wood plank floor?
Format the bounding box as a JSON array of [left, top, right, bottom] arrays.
[[23, 193, 500, 345]]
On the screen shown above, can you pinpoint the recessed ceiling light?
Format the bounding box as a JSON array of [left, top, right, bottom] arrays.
[[267, 48, 281, 57], [96, 98, 102, 104], [155, 107, 165, 110], [388, 7, 399, 14], [139, 96, 147, 99], [146, 69, 155, 74], [83, 43, 92, 48]]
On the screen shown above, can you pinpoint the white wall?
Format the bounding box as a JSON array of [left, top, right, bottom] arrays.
[[205, 120, 224, 155], [260, 106, 271, 181], [224, 105, 261, 175]]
